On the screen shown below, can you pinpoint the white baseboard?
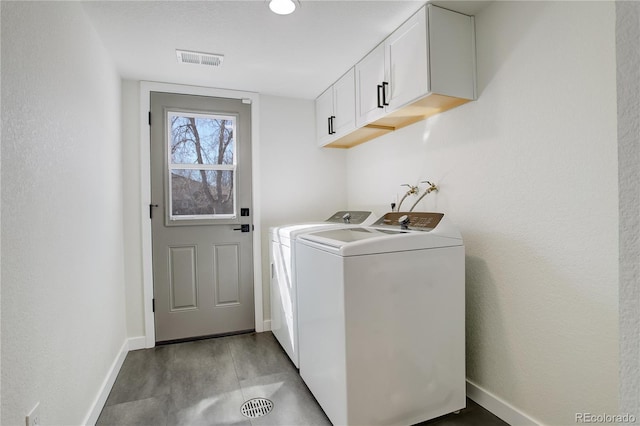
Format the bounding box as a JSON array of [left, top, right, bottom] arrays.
[[127, 336, 147, 351], [83, 340, 129, 426], [263, 319, 272, 332], [466, 379, 543, 426]]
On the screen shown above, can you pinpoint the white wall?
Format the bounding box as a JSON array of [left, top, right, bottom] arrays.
[[345, 2, 619, 424], [258, 95, 347, 318], [616, 0, 640, 419], [1, 2, 127, 424]]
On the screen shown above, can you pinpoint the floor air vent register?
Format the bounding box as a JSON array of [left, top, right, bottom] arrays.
[[241, 398, 274, 418]]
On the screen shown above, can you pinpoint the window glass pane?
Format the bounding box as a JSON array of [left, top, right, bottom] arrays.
[[171, 169, 235, 217], [170, 113, 235, 166]]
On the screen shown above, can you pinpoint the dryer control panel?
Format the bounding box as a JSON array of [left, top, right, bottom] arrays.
[[325, 211, 373, 224], [373, 212, 444, 231]]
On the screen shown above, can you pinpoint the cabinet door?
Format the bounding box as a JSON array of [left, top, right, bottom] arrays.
[[332, 68, 356, 137], [315, 86, 334, 146], [386, 6, 428, 112], [355, 43, 386, 127]]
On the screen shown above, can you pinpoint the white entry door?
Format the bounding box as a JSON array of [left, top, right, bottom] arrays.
[[150, 92, 254, 343]]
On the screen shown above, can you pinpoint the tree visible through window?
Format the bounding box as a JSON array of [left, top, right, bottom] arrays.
[[168, 111, 236, 218]]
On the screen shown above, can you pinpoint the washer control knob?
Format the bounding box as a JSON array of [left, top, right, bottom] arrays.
[[398, 215, 410, 229], [342, 212, 351, 223]]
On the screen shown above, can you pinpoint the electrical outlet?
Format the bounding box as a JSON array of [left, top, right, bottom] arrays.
[[26, 402, 40, 426]]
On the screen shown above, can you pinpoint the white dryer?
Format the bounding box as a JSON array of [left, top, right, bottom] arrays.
[[296, 212, 465, 426], [270, 211, 376, 368]]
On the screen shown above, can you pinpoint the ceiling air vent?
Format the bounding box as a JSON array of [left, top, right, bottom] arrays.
[[176, 49, 224, 67]]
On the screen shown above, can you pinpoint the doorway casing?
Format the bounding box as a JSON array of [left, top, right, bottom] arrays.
[[139, 81, 263, 348]]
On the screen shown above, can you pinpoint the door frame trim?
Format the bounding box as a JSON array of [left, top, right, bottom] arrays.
[[139, 81, 263, 348]]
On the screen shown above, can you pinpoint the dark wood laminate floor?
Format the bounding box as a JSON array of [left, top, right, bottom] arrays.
[[97, 332, 508, 426]]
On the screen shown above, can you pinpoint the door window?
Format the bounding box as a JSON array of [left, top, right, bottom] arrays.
[[168, 111, 237, 220]]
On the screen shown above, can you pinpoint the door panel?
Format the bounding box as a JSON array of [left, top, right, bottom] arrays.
[[151, 92, 254, 342], [355, 43, 386, 126], [332, 68, 356, 137], [214, 243, 240, 305], [386, 8, 428, 111], [169, 246, 198, 311], [315, 87, 333, 146]]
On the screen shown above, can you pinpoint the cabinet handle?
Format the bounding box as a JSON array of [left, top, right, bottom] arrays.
[[377, 85, 384, 108], [327, 117, 332, 135], [330, 116, 336, 134], [382, 81, 389, 106]]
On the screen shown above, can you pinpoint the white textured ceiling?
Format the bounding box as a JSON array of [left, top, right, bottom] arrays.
[[81, 0, 489, 100]]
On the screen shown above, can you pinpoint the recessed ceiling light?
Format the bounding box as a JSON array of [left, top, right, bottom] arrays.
[[269, 0, 296, 15]]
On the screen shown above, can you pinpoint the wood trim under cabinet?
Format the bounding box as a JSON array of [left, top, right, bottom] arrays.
[[324, 93, 471, 149]]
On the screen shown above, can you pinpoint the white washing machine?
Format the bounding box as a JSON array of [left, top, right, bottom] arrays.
[[296, 212, 465, 426], [270, 211, 376, 368]]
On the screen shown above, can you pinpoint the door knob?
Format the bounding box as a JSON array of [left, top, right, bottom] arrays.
[[233, 224, 251, 232]]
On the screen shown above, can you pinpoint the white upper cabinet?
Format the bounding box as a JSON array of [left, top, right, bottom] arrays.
[[354, 43, 387, 126], [315, 87, 334, 146], [332, 69, 357, 137], [356, 9, 428, 126], [385, 8, 429, 112], [356, 5, 474, 128], [318, 4, 476, 148], [315, 68, 356, 147], [427, 5, 476, 100]]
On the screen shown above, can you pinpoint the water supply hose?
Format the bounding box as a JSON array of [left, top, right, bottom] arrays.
[[409, 181, 438, 212]]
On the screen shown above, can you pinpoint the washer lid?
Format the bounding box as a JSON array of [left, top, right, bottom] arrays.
[[304, 227, 406, 246], [298, 214, 463, 256], [272, 222, 336, 242], [270, 211, 377, 241]]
